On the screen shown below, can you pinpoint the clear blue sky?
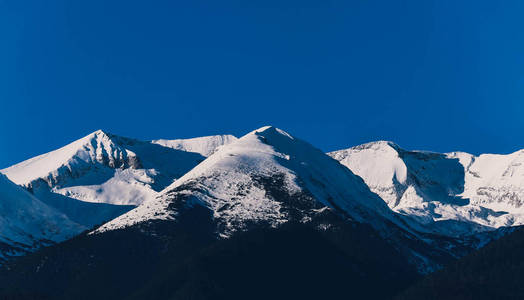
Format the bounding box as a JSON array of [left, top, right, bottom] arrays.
[[1, 0, 524, 168]]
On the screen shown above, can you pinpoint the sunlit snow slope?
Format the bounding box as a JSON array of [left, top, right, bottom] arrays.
[[330, 141, 524, 236], [152, 135, 237, 157], [1, 130, 235, 227]]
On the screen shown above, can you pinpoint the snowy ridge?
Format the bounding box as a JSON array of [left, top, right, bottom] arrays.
[[152, 135, 237, 157], [329, 141, 407, 208], [329, 141, 524, 236], [2, 131, 234, 205], [452, 150, 524, 212], [97, 126, 402, 236], [0, 174, 84, 261], [1, 130, 233, 229], [2, 130, 139, 188]]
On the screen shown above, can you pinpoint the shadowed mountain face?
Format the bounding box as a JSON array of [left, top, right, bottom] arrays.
[[0, 211, 420, 300], [32, 189, 135, 228], [0, 174, 84, 263], [398, 149, 467, 206], [129, 224, 420, 300], [397, 225, 524, 300]]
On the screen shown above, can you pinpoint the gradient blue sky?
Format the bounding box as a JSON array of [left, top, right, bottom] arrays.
[[1, 0, 524, 168]]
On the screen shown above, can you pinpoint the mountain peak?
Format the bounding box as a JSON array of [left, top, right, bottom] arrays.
[[241, 126, 299, 155], [97, 126, 399, 236], [350, 140, 402, 152], [254, 126, 294, 139], [246, 125, 279, 136], [85, 129, 112, 139], [2, 129, 138, 187], [253, 125, 274, 132], [92, 129, 106, 135]]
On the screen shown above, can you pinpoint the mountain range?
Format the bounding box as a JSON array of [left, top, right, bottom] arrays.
[[1, 126, 524, 299]]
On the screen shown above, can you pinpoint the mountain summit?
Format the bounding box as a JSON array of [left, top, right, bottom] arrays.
[[1, 130, 236, 228], [97, 126, 400, 235], [3, 130, 140, 188]]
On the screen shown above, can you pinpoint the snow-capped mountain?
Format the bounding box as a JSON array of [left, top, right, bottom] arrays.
[[97, 126, 401, 235], [2, 126, 523, 273], [1, 130, 236, 227], [2, 126, 524, 298], [95, 126, 467, 273], [0, 174, 84, 262], [329, 141, 524, 237]]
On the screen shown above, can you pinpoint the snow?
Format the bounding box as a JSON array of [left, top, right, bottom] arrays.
[[53, 168, 158, 205], [329, 141, 408, 207], [455, 150, 524, 213], [1, 130, 232, 204], [0, 174, 84, 257], [1, 130, 135, 193], [96, 126, 402, 235], [329, 141, 524, 236], [91, 193, 176, 232], [152, 135, 237, 157], [2, 130, 136, 186], [1, 130, 234, 231]]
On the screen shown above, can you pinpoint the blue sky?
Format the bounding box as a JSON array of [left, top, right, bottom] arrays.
[[1, 0, 524, 168]]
